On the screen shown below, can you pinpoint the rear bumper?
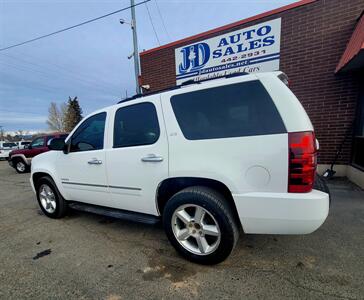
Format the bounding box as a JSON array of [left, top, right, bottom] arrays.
[[0, 153, 10, 159], [233, 189, 329, 234]]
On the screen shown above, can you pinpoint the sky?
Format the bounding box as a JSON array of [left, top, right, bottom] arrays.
[[0, 0, 296, 132]]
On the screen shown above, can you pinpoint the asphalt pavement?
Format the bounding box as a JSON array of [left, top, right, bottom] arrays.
[[0, 161, 363, 299]]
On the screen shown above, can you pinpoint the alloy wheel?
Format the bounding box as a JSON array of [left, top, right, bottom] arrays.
[[16, 161, 26, 172], [39, 184, 57, 214], [171, 204, 221, 256]]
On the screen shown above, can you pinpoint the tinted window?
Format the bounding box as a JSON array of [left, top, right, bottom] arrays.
[[114, 102, 160, 148], [47, 135, 55, 142], [3, 142, 17, 148], [31, 137, 45, 148], [70, 112, 106, 152], [171, 80, 286, 140]]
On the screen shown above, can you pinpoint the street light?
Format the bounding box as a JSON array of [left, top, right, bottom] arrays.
[[119, 0, 142, 95]]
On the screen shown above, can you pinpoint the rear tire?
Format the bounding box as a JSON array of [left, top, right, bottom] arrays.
[[36, 176, 68, 219], [14, 158, 29, 173], [163, 186, 239, 265]]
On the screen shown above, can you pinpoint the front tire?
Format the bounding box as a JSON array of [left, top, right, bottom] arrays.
[[36, 176, 68, 218], [14, 158, 29, 173], [163, 186, 239, 265]]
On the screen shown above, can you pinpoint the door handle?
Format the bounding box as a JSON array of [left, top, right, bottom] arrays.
[[141, 154, 163, 162], [88, 158, 102, 165]]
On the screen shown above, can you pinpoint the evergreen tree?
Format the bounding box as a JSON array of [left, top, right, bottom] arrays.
[[64, 97, 83, 132]]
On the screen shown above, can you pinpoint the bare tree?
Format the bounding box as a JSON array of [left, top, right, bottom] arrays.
[[46, 102, 66, 132]]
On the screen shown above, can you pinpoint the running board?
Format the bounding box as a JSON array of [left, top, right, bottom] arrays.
[[68, 202, 160, 225]]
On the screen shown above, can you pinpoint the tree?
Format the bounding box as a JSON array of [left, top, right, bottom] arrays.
[[15, 130, 24, 137], [0, 126, 4, 140], [64, 96, 83, 132], [46, 102, 66, 131]]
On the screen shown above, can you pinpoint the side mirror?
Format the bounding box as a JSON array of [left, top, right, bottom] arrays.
[[48, 138, 66, 151]]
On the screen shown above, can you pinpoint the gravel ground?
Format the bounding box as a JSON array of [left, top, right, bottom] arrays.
[[0, 160, 363, 299]]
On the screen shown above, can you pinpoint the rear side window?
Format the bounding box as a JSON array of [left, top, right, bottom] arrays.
[[170, 80, 286, 140], [114, 102, 160, 148], [3, 142, 17, 148]]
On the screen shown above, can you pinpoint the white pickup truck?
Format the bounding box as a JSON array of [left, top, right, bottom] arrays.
[[30, 72, 329, 264]]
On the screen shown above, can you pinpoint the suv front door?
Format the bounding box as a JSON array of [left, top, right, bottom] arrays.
[[106, 98, 168, 215], [57, 112, 110, 205]]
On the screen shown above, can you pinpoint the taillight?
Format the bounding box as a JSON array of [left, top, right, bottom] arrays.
[[288, 131, 317, 193]]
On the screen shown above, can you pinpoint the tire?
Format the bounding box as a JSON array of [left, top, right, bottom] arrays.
[[13, 158, 29, 174], [36, 176, 68, 219], [163, 186, 239, 265]]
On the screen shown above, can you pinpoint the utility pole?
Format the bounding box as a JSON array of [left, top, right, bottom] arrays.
[[131, 0, 141, 94], [0, 126, 4, 141]]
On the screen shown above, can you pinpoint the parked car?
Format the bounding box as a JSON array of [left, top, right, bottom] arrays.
[[8, 133, 68, 173], [30, 72, 329, 264], [17, 141, 31, 149], [0, 142, 18, 160]]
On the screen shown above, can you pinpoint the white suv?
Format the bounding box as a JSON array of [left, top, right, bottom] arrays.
[[30, 72, 329, 264]]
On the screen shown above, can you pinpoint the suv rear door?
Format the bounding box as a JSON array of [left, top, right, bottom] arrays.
[[105, 97, 168, 215]]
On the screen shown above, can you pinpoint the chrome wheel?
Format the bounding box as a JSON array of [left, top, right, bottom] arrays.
[[171, 204, 221, 256], [39, 184, 57, 214], [16, 161, 26, 172]]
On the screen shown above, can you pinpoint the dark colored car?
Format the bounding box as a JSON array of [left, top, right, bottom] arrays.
[[8, 133, 68, 173]]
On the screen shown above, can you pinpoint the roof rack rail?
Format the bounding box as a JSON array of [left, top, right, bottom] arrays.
[[117, 71, 250, 104], [118, 93, 143, 103], [225, 71, 249, 78]]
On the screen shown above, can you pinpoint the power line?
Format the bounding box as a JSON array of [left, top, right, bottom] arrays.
[[0, 60, 120, 96], [2, 50, 122, 91], [0, 53, 121, 94], [0, 0, 151, 52], [145, 2, 161, 45], [154, 0, 170, 41]]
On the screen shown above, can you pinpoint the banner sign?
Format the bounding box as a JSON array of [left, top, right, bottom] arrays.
[[175, 18, 281, 85]]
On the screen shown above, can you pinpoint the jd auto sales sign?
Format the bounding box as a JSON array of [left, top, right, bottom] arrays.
[[175, 18, 281, 85]]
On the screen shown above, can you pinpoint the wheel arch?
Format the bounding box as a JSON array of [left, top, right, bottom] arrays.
[[32, 172, 54, 189], [156, 177, 242, 228], [11, 154, 29, 165], [32, 172, 67, 201]]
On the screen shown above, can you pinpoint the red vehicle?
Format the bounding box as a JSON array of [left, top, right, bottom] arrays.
[[8, 133, 68, 173]]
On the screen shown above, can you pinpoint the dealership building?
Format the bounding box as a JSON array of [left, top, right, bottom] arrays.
[[139, 0, 364, 187]]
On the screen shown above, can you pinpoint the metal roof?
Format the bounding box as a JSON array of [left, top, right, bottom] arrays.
[[336, 11, 364, 73]]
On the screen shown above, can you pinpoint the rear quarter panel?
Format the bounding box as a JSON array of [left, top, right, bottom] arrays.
[[256, 73, 314, 132], [161, 78, 289, 194]]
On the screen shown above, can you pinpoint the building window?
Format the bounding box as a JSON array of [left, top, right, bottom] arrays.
[[352, 83, 364, 169]]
